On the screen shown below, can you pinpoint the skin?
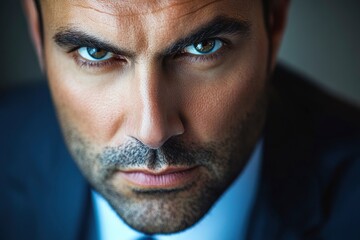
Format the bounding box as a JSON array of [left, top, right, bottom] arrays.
[[24, 0, 289, 235]]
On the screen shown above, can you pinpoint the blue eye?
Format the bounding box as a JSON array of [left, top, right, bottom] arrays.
[[184, 39, 223, 55], [78, 47, 114, 61]]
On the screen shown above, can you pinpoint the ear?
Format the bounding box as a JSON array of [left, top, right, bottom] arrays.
[[22, 0, 44, 71], [268, 0, 291, 71]]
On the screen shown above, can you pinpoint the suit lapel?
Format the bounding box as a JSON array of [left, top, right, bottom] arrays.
[[246, 67, 323, 240]]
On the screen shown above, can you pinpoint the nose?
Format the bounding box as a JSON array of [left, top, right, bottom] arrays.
[[128, 64, 184, 149]]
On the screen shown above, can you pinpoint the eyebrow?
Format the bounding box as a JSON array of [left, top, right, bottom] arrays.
[[53, 28, 136, 58], [165, 16, 251, 56], [53, 15, 251, 58]]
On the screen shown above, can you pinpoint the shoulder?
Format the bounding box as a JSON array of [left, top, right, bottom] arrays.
[[271, 64, 360, 133], [0, 83, 92, 239], [0, 83, 61, 170], [270, 64, 360, 182], [270, 63, 360, 169], [269, 64, 359, 161], [259, 64, 360, 238], [0, 83, 57, 134]]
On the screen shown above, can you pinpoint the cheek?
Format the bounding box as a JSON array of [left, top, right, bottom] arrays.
[[183, 38, 267, 141], [182, 34, 269, 141], [45, 52, 128, 144], [52, 84, 123, 144], [184, 68, 266, 142]]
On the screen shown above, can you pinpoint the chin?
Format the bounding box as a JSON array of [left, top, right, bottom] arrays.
[[99, 178, 225, 234]]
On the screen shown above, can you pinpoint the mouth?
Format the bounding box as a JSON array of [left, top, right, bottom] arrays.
[[115, 166, 199, 190]]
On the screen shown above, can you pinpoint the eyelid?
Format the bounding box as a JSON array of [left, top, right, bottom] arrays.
[[69, 47, 127, 71], [175, 38, 229, 58], [172, 37, 232, 66]]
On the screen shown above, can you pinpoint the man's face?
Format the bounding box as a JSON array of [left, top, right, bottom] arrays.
[[37, 0, 275, 234]]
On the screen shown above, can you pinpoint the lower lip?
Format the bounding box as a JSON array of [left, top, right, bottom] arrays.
[[117, 167, 198, 189]]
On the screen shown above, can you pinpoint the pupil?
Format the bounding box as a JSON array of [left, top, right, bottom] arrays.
[[87, 48, 107, 59], [195, 40, 215, 53]]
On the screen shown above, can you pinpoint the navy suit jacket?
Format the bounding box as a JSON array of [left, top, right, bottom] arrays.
[[1, 65, 360, 240]]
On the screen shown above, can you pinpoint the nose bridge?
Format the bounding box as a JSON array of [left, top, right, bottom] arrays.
[[139, 65, 166, 134], [132, 61, 184, 149]]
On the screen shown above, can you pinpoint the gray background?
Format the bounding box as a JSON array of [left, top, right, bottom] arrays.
[[0, 0, 359, 104]]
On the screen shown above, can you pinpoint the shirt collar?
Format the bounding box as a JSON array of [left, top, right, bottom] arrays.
[[92, 139, 263, 240]]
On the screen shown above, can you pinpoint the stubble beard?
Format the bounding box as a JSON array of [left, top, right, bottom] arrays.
[[56, 90, 267, 234]]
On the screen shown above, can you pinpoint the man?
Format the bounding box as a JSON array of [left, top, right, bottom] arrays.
[[0, 0, 359, 239]]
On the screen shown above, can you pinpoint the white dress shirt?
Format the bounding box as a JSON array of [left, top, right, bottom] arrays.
[[92, 140, 263, 240]]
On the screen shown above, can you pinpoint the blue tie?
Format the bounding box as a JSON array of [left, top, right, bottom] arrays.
[[136, 236, 156, 240]]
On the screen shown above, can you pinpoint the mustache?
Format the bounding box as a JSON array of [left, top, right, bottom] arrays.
[[98, 138, 214, 171]]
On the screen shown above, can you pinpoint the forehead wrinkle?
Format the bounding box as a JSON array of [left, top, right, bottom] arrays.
[[71, 2, 119, 17], [138, 0, 227, 20], [68, 0, 184, 18], [83, 14, 119, 29], [69, 0, 226, 19], [130, 0, 195, 16], [175, 0, 227, 19]]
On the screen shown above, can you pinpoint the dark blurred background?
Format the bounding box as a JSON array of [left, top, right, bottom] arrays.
[[0, 0, 359, 104]]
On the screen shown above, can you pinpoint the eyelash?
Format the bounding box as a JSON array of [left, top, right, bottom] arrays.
[[69, 38, 230, 70], [178, 41, 229, 63], [70, 50, 127, 70]]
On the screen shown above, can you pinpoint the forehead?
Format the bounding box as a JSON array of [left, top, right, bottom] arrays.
[[41, 0, 259, 27], [41, 0, 255, 15], [41, 0, 262, 53]]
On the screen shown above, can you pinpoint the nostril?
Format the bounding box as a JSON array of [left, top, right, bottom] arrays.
[[137, 130, 171, 149], [135, 116, 184, 149]]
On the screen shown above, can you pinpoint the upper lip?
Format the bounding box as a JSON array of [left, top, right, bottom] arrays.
[[118, 166, 198, 175]]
